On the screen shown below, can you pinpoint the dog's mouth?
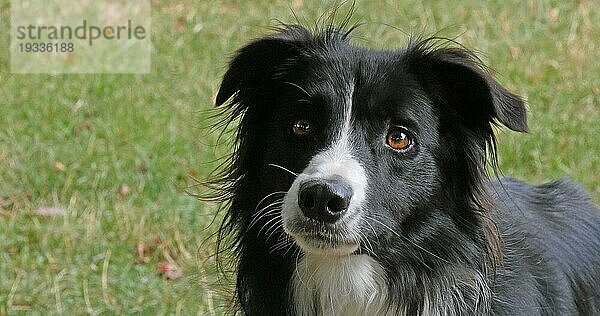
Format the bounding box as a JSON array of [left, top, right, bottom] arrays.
[[284, 222, 360, 256]]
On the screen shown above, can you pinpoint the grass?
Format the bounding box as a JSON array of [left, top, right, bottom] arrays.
[[0, 0, 598, 314]]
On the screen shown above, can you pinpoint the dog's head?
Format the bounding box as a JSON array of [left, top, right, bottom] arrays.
[[215, 25, 527, 259]]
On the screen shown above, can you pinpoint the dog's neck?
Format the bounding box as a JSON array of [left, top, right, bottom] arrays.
[[289, 253, 491, 316], [290, 254, 389, 316]]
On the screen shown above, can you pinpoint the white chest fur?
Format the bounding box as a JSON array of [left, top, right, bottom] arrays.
[[291, 254, 389, 316]]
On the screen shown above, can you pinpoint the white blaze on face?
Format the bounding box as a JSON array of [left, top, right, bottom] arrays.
[[282, 84, 368, 254], [283, 83, 389, 315]]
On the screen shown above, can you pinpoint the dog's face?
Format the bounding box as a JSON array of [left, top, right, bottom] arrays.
[[216, 26, 527, 259], [274, 57, 444, 256]]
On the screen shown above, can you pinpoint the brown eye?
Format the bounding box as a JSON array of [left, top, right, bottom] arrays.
[[292, 119, 312, 136], [386, 127, 412, 151]]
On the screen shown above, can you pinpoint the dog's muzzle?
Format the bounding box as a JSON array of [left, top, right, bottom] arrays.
[[281, 143, 367, 255]]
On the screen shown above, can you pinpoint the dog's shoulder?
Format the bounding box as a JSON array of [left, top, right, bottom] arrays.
[[487, 177, 600, 314], [488, 176, 600, 250], [489, 177, 598, 220]]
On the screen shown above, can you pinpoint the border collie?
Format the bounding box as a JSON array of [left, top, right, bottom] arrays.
[[210, 24, 600, 315]]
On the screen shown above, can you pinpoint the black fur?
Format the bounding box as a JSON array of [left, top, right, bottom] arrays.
[[210, 24, 600, 315]]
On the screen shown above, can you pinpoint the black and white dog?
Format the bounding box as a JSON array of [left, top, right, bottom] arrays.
[[211, 24, 600, 315]]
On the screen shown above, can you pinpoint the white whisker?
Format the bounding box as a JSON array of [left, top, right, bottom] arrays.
[[267, 163, 298, 177], [258, 213, 284, 237], [248, 200, 283, 231], [254, 191, 287, 213], [283, 81, 312, 98], [265, 218, 284, 241]]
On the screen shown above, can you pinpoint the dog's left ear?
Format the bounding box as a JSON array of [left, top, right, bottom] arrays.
[[215, 28, 309, 107], [409, 46, 528, 132]]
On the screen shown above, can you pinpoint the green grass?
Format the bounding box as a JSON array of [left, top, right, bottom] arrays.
[[0, 0, 598, 314]]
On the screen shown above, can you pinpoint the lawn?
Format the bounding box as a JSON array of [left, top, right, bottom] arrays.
[[0, 0, 598, 314]]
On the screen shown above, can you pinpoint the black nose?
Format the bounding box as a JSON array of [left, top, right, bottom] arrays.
[[298, 178, 353, 224]]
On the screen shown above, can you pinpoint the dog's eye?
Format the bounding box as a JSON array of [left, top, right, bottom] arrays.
[[386, 127, 412, 151], [292, 119, 312, 137]]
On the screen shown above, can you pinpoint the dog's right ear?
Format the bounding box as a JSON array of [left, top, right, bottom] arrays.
[[406, 42, 528, 133], [215, 28, 308, 106]]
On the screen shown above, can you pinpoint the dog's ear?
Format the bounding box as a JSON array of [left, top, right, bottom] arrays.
[[215, 28, 308, 107], [408, 45, 528, 132]]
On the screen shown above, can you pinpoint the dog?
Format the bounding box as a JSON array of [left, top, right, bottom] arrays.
[[210, 24, 600, 315]]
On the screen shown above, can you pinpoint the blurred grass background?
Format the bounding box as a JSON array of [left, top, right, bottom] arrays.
[[0, 0, 598, 314]]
